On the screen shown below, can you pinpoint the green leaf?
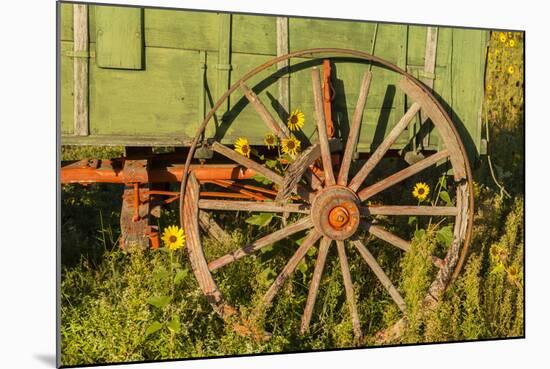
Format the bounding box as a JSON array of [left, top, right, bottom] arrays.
[[297, 260, 308, 274], [281, 153, 294, 163], [174, 269, 189, 284], [408, 216, 418, 225], [307, 246, 318, 257], [294, 235, 307, 246], [153, 267, 170, 282], [414, 229, 426, 241], [265, 159, 278, 169], [167, 315, 181, 333], [439, 191, 453, 206], [490, 263, 505, 275], [245, 213, 274, 227], [259, 244, 274, 254], [251, 174, 273, 185], [436, 225, 453, 247], [145, 321, 163, 337], [146, 295, 172, 309], [438, 175, 447, 190]]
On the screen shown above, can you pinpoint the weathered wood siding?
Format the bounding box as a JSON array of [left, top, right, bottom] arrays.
[[60, 3, 488, 157]]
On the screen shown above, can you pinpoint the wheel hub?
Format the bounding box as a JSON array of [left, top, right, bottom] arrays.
[[311, 186, 361, 240]]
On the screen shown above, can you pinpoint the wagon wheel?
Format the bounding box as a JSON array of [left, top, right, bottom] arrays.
[[180, 48, 474, 343]]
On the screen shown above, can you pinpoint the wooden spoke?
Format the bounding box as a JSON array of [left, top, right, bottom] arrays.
[[311, 67, 336, 186], [198, 210, 232, 246], [211, 179, 278, 197], [358, 149, 450, 202], [338, 71, 373, 186], [262, 229, 322, 306], [212, 141, 284, 185], [352, 238, 406, 312], [300, 237, 331, 334], [349, 102, 421, 192], [363, 222, 445, 268], [361, 205, 458, 217], [364, 223, 411, 252], [199, 199, 310, 213], [336, 240, 363, 341], [240, 82, 290, 140], [208, 217, 313, 271]]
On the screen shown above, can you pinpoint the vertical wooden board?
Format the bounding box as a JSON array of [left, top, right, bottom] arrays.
[[407, 25, 427, 67], [289, 17, 372, 51], [451, 28, 487, 157], [358, 24, 408, 152], [143, 8, 219, 51], [95, 6, 143, 69], [425, 27, 453, 150], [60, 41, 74, 135], [232, 14, 277, 55], [60, 3, 73, 41], [203, 50, 221, 138], [89, 47, 202, 137]]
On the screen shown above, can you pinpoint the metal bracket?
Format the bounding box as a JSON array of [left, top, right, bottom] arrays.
[[216, 64, 232, 71], [64, 50, 96, 58], [121, 159, 149, 183]]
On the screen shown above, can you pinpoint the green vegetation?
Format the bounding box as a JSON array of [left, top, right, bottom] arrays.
[[60, 31, 524, 366]]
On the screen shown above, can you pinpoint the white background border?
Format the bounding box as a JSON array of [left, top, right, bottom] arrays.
[[0, 0, 546, 368]]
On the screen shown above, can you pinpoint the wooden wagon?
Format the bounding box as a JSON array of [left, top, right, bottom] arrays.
[[59, 2, 488, 341]]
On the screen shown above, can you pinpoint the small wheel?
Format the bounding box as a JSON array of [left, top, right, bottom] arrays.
[[180, 49, 473, 342]]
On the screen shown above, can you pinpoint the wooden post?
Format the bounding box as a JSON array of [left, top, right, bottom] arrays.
[[73, 4, 89, 136]]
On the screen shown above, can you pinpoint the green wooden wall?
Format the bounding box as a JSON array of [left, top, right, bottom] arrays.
[[60, 3, 488, 157]]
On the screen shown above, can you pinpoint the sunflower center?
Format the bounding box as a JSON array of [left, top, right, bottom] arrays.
[[290, 115, 298, 124], [169, 235, 177, 243], [418, 188, 425, 195], [287, 141, 295, 149], [242, 145, 250, 153]]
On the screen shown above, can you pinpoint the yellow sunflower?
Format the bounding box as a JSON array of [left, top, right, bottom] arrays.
[[499, 32, 506, 43], [508, 39, 516, 47], [234, 137, 251, 158], [412, 182, 430, 202], [507, 265, 519, 281], [263, 133, 277, 149], [507, 65, 515, 75], [281, 136, 301, 157], [162, 225, 185, 251], [287, 109, 305, 131]]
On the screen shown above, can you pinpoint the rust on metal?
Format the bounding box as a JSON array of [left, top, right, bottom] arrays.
[[61, 160, 257, 184], [310, 186, 360, 240]]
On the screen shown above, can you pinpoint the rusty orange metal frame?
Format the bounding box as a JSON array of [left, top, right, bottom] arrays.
[[61, 159, 257, 184]]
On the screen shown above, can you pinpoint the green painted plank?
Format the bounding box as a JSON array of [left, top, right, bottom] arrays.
[[232, 14, 277, 55], [95, 6, 143, 69], [60, 3, 73, 41], [89, 47, 210, 138], [451, 28, 487, 158], [143, 8, 219, 51], [60, 41, 74, 135], [289, 17, 373, 52]]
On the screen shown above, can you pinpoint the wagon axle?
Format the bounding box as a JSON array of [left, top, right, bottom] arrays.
[[311, 186, 360, 240]]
